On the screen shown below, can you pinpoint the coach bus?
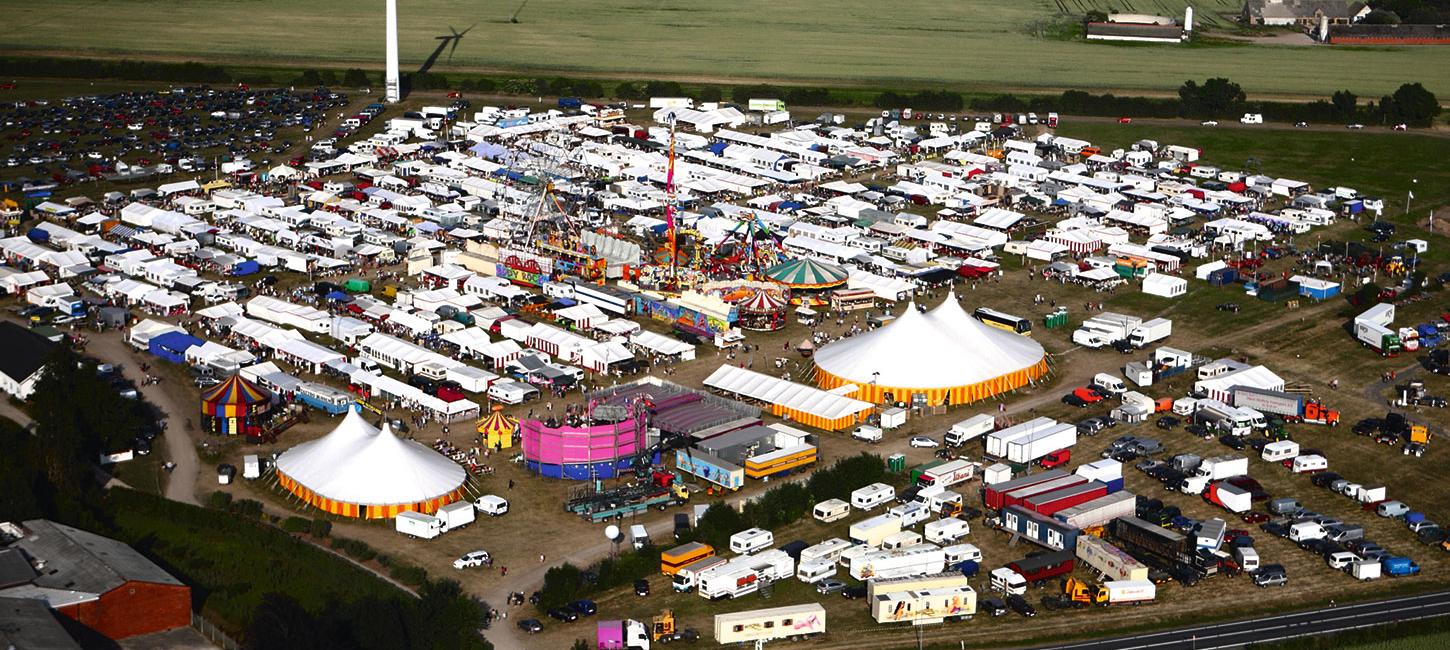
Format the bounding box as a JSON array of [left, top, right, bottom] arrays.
[[973, 307, 1032, 336]]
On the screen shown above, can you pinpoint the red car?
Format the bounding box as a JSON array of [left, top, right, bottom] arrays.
[[1073, 386, 1106, 403], [1241, 511, 1270, 524], [1118, 117, 1133, 124]]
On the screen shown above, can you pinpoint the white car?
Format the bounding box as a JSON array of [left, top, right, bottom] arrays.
[[1201, 120, 1218, 126], [909, 436, 940, 448], [453, 550, 492, 569], [1347, 124, 1364, 130]]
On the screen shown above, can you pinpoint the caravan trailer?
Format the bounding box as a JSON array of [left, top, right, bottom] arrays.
[[714, 604, 826, 644]]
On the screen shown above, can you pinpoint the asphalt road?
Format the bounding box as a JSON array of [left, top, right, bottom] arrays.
[[1031, 590, 1450, 650]]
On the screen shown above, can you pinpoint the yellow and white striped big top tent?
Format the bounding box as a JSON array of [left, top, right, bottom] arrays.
[[814, 292, 1048, 406], [276, 408, 467, 519]]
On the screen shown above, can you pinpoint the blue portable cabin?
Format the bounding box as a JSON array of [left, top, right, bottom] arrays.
[[1000, 505, 1080, 552], [148, 331, 203, 364], [230, 260, 261, 276]]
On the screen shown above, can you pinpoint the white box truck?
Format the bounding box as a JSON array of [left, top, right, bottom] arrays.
[[1101, 580, 1157, 605], [985, 417, 1057, 457], [813, 499, 850, 523], [730, 528, 773, 554], [851, 483, 895, 510], [631, 524, 651, 550], [1128, 318, 1172, 348], [915, 459, 978, 488], [672, 555, 727, 592], [435, 501, 476, 533], [395, 511, 442, 539], [850, 514, 903, 547], [945, 414, 995, 447], [924, 517, 970, 544]]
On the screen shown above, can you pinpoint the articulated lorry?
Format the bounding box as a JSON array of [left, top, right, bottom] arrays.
[[1354, 304, 1401, 356], [1232, 386, 1340, 426]]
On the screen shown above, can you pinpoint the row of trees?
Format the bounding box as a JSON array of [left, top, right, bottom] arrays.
[[1364, 0, 1450, 23], [875, 89, 965, 112], [535, 454, 889, 611], [972, 78, 1441, 126], [0, 56, 229, 83]]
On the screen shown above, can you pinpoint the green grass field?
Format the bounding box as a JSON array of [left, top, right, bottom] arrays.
[[1, 0, 1446, 97]]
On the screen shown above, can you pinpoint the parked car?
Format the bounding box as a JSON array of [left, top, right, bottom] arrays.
[[909, 436, 940, 448], [453, 550, 491, 569], [568, 599, 597, 616], [815, 578, 846, 595], [633, 579, 650, 596], [547, 607, 578, 623], [1006, 594, 1036, 617], [1252, 565, 1288, 587], [842, 585, 868, 600], [981, 597, 1008, 616], [517, 619, 543, 633]]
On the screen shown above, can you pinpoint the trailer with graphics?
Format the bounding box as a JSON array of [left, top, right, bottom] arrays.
[[714, 604, 826, 644], [1075, 535, 1150, 582]]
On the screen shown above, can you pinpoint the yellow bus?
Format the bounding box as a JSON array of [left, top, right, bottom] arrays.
[[661, 542, 715, 576], [973, 307, 1032, 335]]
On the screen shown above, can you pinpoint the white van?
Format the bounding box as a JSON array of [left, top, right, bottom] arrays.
[[474, 494, 509, 516], [944, 543, 983, 566], [1093, 373, 1127, 396], [730, 528, 774, 554], [851, 483, 895, 511], [487, 380, 539, 405], [813, 499, 850, 523], [851, 425, 883, 443], [630, 524, 651, 550], [796, 557, 837, 583], [1261, 440, 1300, 463], [924, 517, 970, 544], [1240, 113, 1264, 125], [1288, 522, 1325, 542]]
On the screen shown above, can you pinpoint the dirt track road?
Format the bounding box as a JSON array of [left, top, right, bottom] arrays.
[[85, 329, 202, 506]]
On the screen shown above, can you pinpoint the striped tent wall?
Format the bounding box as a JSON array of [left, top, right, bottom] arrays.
[[277, 471, 466, 519], [815, 357, 1050, 407], [766, 401, 872, 432]]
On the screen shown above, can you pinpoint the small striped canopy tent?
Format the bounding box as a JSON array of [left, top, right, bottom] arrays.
[[764, 257, 848, 290], [199, 374, 273, 437], [813, 293, 1049, 406], [737, 289, 787, 314], [476, 405, 517, 450], [275, 409, 467, 519]]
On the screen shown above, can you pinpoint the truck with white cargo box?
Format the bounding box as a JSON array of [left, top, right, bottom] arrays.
[[1100, 580, 1157, 605], [985, 417, 1058, 458], [851, 483, 895, 510], [714, 604, 825, 644], [1128, 318, 1173, 348], [924, 517, 970, 544], [1072, 313, 1143, 348], [916, 459, 979, 488], [730, 528, 774, 554], [1053, 491, 1137, 530], [435, 501, 476, 533], [850, 514, 903, 547], [813, 499, 850, 523], [945, 414, 995, 447], [1204, 481, 1252, 513], [1350, 560, 1382, 580], [672, 555, 727, 592], [395, 511, 442, 539]]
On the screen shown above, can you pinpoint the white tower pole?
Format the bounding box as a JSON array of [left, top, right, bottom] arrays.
[[385, 0, 401, 103]]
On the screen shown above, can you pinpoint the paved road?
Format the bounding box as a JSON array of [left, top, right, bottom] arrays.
[[1031, 590, 1450, 650]]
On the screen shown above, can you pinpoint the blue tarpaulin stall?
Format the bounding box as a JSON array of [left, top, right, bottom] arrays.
[[148, 331, 204, 364]]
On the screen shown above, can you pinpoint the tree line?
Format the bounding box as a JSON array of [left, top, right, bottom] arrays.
[[973, 78, 1442, 127]]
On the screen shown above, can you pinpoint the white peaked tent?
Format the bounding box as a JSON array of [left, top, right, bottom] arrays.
[[275, 408, 467, 518], [814, 293, 1049, 406]]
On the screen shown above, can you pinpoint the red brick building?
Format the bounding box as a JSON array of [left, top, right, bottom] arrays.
[[0, 520, 191, 640]]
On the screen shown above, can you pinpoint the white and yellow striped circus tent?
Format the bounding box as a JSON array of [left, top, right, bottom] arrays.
[[814, 293, 1049, 406], [276, 408, 467, 519]]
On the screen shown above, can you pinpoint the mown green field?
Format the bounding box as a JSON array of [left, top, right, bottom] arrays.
[[1, 0, 1446, 97]]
